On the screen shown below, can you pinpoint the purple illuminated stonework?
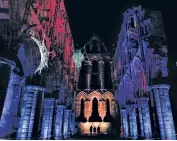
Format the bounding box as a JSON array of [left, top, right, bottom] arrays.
[[114, 6, 176, 140]]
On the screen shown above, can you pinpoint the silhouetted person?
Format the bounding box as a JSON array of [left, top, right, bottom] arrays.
[[97, 126, 100, 134], [93, 126, 96, 134], [90, 125, 93, 135]]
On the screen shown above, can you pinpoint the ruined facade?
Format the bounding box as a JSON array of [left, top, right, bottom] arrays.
[[114, 6, 176, 140], [75, 36, 119, 134], [0, 0, 76, 139]]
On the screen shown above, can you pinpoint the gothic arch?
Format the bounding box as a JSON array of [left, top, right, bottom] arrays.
[[103, 91, 114, 101], [88, 91, 102, 100], [76, 91, 87, 101], [75, 91, 87, 118]]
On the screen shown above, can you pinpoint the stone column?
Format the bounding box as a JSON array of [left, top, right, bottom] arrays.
[[141, 98, 152, 138], [54, 105, 65, 139], [27, 91, 38, 139], [75, 71, 79, 90], [85, 99, 91, 121], [70, 112, 76, 135], [127, 105, 137, 139], [86, 62, 92, 90], [17, 86, 45, 140], [151, 84, 176, 140], [98, 61, 104, 90], [11, 77, 26, 116], [136, 100, 144, 137], [0, 66, 20, 136], [63, 109, 69, 139], [68, 110, 72, 137], [40, 98, 55, 139], [110, 61, 114, 85], [120, 109, 129, 138], [148, 87, 158, 137]]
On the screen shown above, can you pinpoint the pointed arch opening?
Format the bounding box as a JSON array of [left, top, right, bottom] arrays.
[[104, 98, 114, 122], [91, 60, 100, 89], [76, 98, 87, 122], [89, 97, 102, 122]]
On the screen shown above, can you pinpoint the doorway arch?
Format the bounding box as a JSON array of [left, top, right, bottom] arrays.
[[89, 97, 102, 122]]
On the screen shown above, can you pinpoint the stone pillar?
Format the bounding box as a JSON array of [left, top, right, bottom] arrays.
[[40, 98, 55, 139], [85, 99, 91, 121], [99, 99, 106, 120], [141, 98, 152, 138], [98, 61, 104, 89], [0, 66, 20, 136], [75, 71, 79, 90], [120, 109, 129, 138], [148, 87, 158, 137], [68, 110, 72, 137], [70, 112, 76, 135], [110, 61, 114, 84], [127, 105, 137, 139], [86, 62, 92, 90], [63, 108, 69, 139], [54, 105, 65, 139], [11, 77, 26, 116], [151, 84, 176, 140], [136, 100, 144, 137], [17, 86, 45, 140]]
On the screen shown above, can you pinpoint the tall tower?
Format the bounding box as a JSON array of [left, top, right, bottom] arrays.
[[75, 35, 118, 135], [115, 6, 176, 139]]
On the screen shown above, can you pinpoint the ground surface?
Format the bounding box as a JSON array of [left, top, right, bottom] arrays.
[[69, 134, 126, 140]]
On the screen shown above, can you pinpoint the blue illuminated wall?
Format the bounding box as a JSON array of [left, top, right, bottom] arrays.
[[17, 86, 45, 139], [40, 98, 55, 139], [115, 6, 176, 140]]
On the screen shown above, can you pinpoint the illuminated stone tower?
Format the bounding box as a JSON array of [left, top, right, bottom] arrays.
[[75, 35, 118, 135], [115, 6, 176, 140]]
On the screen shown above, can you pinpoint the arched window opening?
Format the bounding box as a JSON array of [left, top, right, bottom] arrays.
[[91, 39, 99, 53], [76, 98, 87, 122], [91, 61, 100, 89], [130, 17, 135, 28], [80, 98, 85, 115], [78, 61, 86, 89], [103, 99, 114, 122], [106, 99, 111, 114], [89, 97, 102, 122]]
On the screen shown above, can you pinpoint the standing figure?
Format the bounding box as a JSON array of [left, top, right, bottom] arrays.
[[90, 125, 93, 135], [97, 126, 100, 134], [93, 126, 96, 135]]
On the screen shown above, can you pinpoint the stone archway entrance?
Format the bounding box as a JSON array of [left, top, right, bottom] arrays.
[[89, 97, 102, 122]]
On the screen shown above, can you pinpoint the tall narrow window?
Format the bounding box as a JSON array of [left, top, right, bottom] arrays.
[[130, 17, 135, 28], [78, 61, 86, 89], [92, 97, 98, 113], [91, 61, 100, 89], [106, 99, 111, 115], [80, 98, 85, 115]]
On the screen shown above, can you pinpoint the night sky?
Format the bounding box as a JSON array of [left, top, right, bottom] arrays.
[[64, 0, 177, 111]]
